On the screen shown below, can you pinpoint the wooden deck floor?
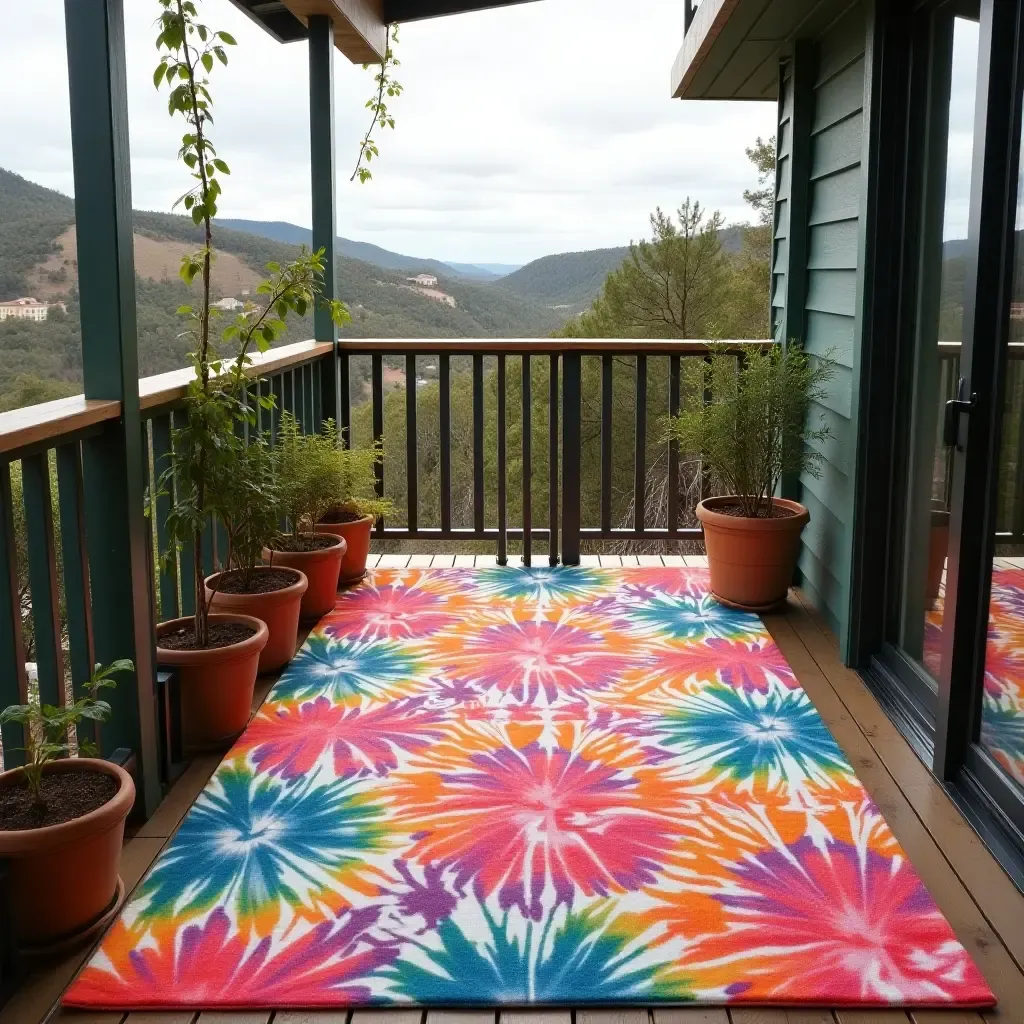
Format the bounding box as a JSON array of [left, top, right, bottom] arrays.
[[11, 556, 1022, 1024]]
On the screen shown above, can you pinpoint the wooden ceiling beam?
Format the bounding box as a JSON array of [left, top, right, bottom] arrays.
[[280, 0, 387, 63], [383, 0, 539, 23]]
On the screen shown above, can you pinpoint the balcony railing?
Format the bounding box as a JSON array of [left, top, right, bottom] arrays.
[[10, 334, 1018, 823]]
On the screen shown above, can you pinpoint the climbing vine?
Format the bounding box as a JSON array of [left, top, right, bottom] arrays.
[[351, 23, 403, 183]]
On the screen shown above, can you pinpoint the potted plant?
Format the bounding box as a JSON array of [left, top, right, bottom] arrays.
[[314, 436, 393, 584], [0, 660, 137, 951], [205, 435, 308, 673], [667, 342, 835, 610], [263, 412, 348, 619], [151, 0, 347, 740]]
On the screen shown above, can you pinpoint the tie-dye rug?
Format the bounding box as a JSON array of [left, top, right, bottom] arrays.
[[64, 567, 994, 1011], [925, 566, 1024, 785]]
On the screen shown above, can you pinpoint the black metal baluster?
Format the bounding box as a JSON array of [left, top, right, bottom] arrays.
[[0, 463, 28, 767], [406, 353, 418, 534], [56, 442, 97, 727], [473, 354, 484, 535], [497, 354, 507, 565], [172, 409, 196, 617], [668, 354, 680, 535], [601, 353, 612, 535], [270, 374, 283, 444], [22, 452, 64, 710], [372, 354, 384, 533], [561, 351, 581, 566], [549, 353, 559, 566], [149, 414, 178, 618], [339, 350, 351, 447], [701, 353, 713, 501], [440, 353, 451, 534], [634, 354, 647, 533], [522, 353, 532, 567]]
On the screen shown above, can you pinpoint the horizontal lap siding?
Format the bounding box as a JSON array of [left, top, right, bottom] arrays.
[[798, 4, 867, 639]]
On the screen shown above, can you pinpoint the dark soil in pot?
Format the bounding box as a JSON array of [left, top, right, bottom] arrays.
[[272, 534, 341, 553], [711, 501, 800, 519], [215, 568, 301, 594], [0, 771, 118, 831], [319, 505, 365, 524], [157, 621, 259, 651]]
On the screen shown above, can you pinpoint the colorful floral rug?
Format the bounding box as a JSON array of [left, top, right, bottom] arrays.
[[65, 568, 994, 1011], [925, 566, 1024, 785]]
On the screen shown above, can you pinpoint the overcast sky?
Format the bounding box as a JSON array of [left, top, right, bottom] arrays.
[[2, 0, 776, 265]]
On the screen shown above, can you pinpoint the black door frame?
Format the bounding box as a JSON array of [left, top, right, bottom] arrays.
[[851, 0, 1024, 884]]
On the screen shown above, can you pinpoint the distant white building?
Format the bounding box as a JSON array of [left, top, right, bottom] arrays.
[[213, 297, 244, 312], [408, 274, 438, 288], [0, 297, 60, 322]]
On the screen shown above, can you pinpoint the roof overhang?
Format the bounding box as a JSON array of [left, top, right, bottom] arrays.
[[671, 0, 853, 100], [227, 0, 541, 63]]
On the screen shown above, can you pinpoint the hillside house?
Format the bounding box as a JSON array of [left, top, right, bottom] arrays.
[[408, 273, 438, 287], [0, 297, 58, 321]]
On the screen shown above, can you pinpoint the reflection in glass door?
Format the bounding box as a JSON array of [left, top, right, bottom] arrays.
[[895, 6, 980, 699], [980, 141, 1024, 794]]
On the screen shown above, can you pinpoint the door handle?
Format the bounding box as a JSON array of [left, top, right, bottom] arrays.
[[943, 376, 977, 449]]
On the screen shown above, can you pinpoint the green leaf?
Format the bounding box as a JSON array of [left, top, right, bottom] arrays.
[[218, 31, 237, 44]]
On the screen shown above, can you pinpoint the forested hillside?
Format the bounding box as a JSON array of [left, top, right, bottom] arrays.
[[0, 168, 566, 411]]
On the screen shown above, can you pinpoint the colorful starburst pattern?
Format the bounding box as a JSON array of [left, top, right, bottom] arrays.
[[926, 567, 1024, 786], [65, 568, 994, 1012]]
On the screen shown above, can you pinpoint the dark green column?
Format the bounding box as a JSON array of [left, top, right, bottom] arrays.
[[309, 14, 341, 430], [65, 0, 160, 814]]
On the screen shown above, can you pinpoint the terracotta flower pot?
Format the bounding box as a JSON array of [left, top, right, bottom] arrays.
[[263, 533, 347, 620], [0, 758, 134, 950], [315, 514, 374, 584], [206, 567, 307, 673], [696, 496, 810, 611], [156, 613, 269, 747]]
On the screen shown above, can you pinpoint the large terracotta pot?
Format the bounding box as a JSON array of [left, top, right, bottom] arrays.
[[156, 613, 269, 747], [0, 758, 134, 950], [696, 496, 810, 611], [315, 514, 374, 584], [263, 533, 347, 620], [206, 567, 307, 673]]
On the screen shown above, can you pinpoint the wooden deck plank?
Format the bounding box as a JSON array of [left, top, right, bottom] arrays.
[[598, 554, 622, 566], [195, 1013, 273, 1024], [788, 591, 1024, 978], [475, 554, 498, 567], [781, 1012, 837, 1024], [501, 1012, 571, 1024], [655, 1010, 729, 1024], [366, 552, 382, 568], [764, 610, 1024, 1021], [637, 554, 663, 566], [832, 1015, 910, 1024], [683, 554, 708, 567], [274, 1013, 349, 1024], [430, 554, 456, 567], [726, 1011, 789, 1024], [909, 1014, 988, 1024], [662, 554, 685, 566], [50, 1013, 126, 1024], [619, 554, 640, 566], [351, 1013, 424, 1024], [426, 1013, 494, 1024], [580, 554, 602, 566], [135, 754, 220, 838], [453, 554, 476, 566], [577, 1013, 646, 1024], [123, 1014, 196, 1023], [377, 554, 411, 568], [407, 554, 433, 567]]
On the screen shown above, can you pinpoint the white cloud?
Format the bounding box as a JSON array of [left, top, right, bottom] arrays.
[[1, 0, 775, 264]]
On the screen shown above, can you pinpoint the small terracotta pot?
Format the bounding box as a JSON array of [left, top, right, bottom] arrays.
[[315, 514, 374, 584], [927, 505, 950, 607], [206, 567, 307, 673], [263, 533, 346, 620], [696, 496, 810, 611], [0, 758, 134, 949], [156, 613, 269, 747]]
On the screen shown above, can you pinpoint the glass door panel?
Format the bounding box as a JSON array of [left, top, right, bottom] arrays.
[[895, 6, 980, 693], [980, 137, 1024, 794]]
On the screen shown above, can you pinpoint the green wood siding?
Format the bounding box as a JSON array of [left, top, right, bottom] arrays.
[[770, 2, 869, 639]]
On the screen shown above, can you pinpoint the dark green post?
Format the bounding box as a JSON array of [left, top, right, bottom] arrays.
[[65, 0, 160, 814], [309, 14, 341, 430]]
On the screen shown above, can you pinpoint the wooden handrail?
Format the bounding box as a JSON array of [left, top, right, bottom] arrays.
[[140, 339, 335, 411], [338, 339, 776, 354], [0, 396, 120, 456]]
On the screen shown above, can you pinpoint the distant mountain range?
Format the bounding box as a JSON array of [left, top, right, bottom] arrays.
[[217, 218, 521, 282]]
